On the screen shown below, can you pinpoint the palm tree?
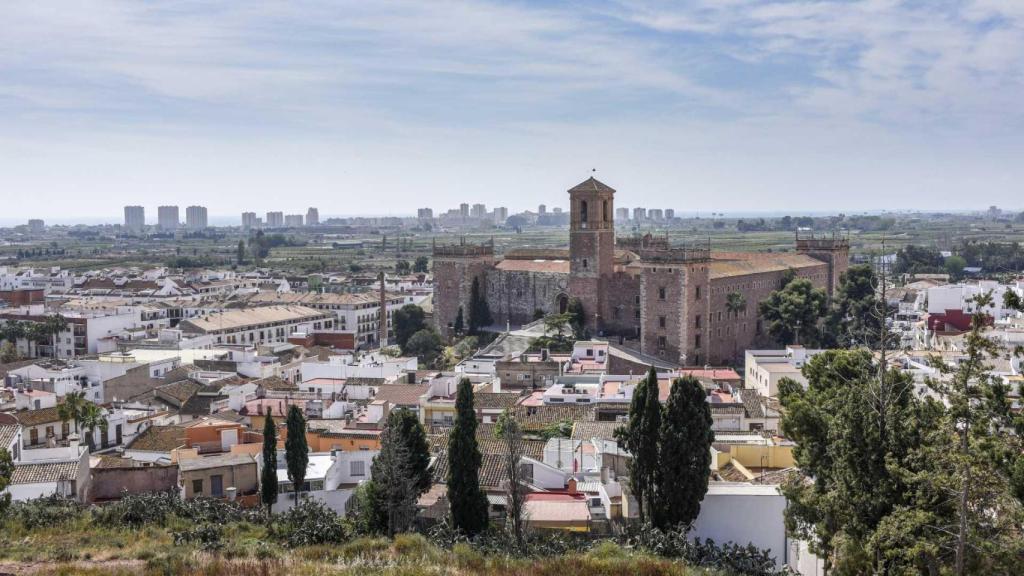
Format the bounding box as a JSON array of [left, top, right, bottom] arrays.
[[725, 292, 747, 319], [58, 391, 88, 434], [44, 314, 69, 359], [78, 402, 108, 451]]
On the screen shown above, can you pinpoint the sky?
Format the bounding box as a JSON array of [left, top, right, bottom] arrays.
[[1, 0, 1022, 224]]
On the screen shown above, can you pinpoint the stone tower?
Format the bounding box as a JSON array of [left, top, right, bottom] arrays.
[[795, 231, 850, 297], [432, 239, 496, 339], [568, 177, 616, 333]]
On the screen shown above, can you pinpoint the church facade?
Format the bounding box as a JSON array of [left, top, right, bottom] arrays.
[[432, 177, 848, 366]]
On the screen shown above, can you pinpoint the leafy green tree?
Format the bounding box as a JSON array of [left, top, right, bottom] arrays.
[[758, 275, 828, 346], [656, 376, 713, 529], [413, 256, 429, 273], [467, 277, 492, 335], [447, 378, 488, 536], [368, 408, 431, 536], [0, 447, 12, 517], [542, 313, 572, 339], [285, 405, 309, 497], [615, 366, 661, 524], [779, 350, 936, 573], [944, 254, 967, 279], [395, 259, 411, 274], [393, 304, 427, 351], [236, 240, 246, 265], [823, 264, 888, 349], [405, 328, 443, 367], [260, 412, 278, 517]]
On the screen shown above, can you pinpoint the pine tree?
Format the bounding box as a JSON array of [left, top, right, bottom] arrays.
[[260, 412, 278, 517], [657, 375, 713, 529], [615, 365, 660, 524], [236, 240, 246, 265], [285, 405, 309, 498], [369, 409, 432, 536], [447, 377, 489, 536]]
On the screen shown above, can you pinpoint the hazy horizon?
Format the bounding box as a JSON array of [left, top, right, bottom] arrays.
[[2, 1, 1022, 220]]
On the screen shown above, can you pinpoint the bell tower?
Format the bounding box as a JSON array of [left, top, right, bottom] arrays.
[[568, 176, 616, 333]]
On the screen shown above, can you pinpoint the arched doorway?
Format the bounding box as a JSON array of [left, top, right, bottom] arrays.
[[556, 293, 569, 314]]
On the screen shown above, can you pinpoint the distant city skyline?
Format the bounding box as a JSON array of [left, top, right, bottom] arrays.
[[1, 2, 1022, 219]]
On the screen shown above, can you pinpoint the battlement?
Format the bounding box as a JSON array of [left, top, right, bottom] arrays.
[[432, 238, 495, 258], [617, 232, 670, 251], [635, 238, 711, 264], [795, 231, 850, 251]]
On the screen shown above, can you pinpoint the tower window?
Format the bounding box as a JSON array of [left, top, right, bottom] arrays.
[[658, 316, 666, 328], [658, 287, 666, 300], [603, 200, 609, 222], [582, 259, 588, 270], [580, 200, 588, 224]]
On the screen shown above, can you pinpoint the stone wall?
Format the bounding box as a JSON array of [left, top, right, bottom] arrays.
[[432, 245, 495, 339], [89, 465, 179, 502], [486, 269, 569, 326]]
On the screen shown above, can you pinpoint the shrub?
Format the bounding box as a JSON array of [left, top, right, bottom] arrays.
[[269, 498, 346, 548], [93, 491, 260, 528], [173, 524, 224, 552], [619, 523, 787, 576], [5, 495, 84, 530]]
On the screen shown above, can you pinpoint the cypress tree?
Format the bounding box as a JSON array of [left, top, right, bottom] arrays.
[[467, 277, 492, 335], [657, 375, 714, 529], [615, 365, 661, 524], [285, 405, 309, 497], [259, 412, 278, 517], [447, 378, 489, 536], [453, 306, 464, 336]]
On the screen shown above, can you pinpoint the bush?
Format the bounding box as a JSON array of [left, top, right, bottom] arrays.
[[270, 497, 346, 548], [619, 523, 786, 576], [173, 523, 224, 552], [93, 491, 261, 528], [5, 495, 84, 530]]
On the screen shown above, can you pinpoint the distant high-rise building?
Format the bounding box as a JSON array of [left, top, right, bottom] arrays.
[[306, 207, 319, 226], [417, 208, 434, 219], [285, 214, 304, 227], [124, 205, 145, 233], [552, 207, 563, 214], [615, 207, 629, 221], [649, 208, 664, 221], [632, 207, 647, 221], [471, 203, 487, 218], [538, 204, 547, 215], [185, 205, 208, 230], [665, 209, 675, 220], [494, 206, 508, 224], [241, 212, 258, 230], [158, 206, 179, 231], [459, 203, 470, 217], [27, 219, 44, 233], [266, 211, 284, 228]]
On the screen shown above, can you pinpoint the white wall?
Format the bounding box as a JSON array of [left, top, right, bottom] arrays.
[[691, 484, 789, 569]]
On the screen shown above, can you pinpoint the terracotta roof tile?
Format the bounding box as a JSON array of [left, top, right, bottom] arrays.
[[11, 460, 80, 485]]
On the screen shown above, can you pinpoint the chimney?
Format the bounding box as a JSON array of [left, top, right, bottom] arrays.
[[568, 477, 577, 495], [378, 272, 388, 347], [541, 348, 550, 361]]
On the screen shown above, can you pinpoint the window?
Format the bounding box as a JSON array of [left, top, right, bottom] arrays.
[[658, 316, 666, 329], [634, 295, 641, 305], [580, 200, 588, 224], [351, 460, 366, 476], [695, 315, 701, 329], [695, 285, 701, 299], [192, 479, 204, 495], [658, 287, 666, 300], [657, 336, 667, 350], [519, 463, 534, 483], [695, 334, 702, 348], [582, 258, 588, 270], [603, 200, 609, 222]]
